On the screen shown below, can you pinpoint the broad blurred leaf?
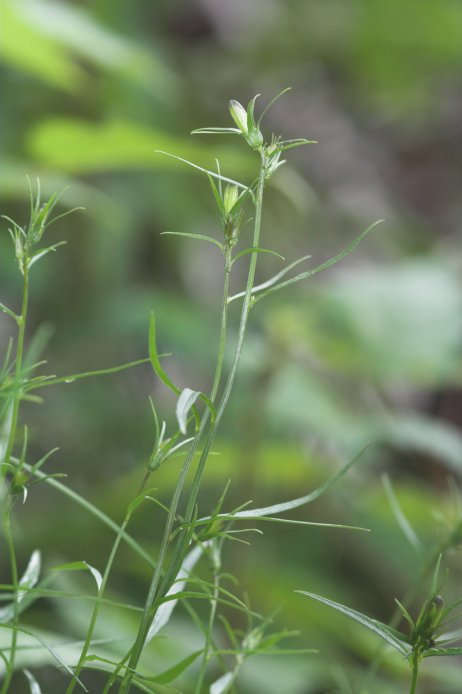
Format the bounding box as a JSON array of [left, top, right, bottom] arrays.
[[314, 261, 462, 385], [0, 0, 81, 90], [28, 119, 253, 174], [0, 0, 173, 94]]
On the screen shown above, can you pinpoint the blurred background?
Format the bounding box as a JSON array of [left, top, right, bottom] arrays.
[[1, 1, 462, 692]]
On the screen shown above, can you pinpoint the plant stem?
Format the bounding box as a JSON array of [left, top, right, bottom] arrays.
[[118, 152, 267, 693], [65, 514, 131, 693], [0, 502, 19, 694], [2, 263, 29, 474], [194, 540, 222, 694], [1, 262, 29, 693], [409, 654, 419, 694]]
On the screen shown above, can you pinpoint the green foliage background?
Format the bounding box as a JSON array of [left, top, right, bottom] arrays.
[[1, 1, 462, 692]]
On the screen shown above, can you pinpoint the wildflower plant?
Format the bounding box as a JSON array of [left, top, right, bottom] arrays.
[[299, 556, 462, 694], [1, 92, 385, 692]]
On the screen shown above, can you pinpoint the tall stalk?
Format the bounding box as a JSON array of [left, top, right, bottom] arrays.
[[117, 153, 267, 693], [409, 653, 419, 694], [67, 249, 233, 694], [2, 263, 29, 473], [0, 262, 29, 693]]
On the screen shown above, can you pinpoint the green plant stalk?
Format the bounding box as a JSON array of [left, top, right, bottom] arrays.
[[162, 152, 266, 594], [2, 262, 29, 474], [194, 542, 222, 694], [1, 262, 29, 694], [118, 152, 267, 693], [65, 514, 132, 694], [114, 248, 232, 693], [0, 502, 19, 694], [409, 653, 419, 694]]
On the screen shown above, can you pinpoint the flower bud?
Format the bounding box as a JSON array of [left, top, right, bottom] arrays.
[[223, 184, 239, 215], [229, 100, 248, 134]]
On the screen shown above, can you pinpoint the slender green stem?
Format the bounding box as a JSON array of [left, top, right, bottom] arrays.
[[409, 654, 419, 694], [1, 262, 29, 693], [1, 503, 19, 694], [194, 541, 221, 694], [2, 263, 29, 474], [118, 152, 267, 693], [210, 248, 231, 402], [65, 515, 131, 693], [116, 245, 233, 693]]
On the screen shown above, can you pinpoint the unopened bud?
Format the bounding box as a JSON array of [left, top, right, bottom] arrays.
[[229, 100, 248, 134], [223, 185, 239, 215]]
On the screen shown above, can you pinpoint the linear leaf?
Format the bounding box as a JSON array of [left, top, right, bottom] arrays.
[[297, 591, 410, 657], [149, 650, 203, 684], [28, 241, 67, 268], [253, 220, 384, 304], [232, 247, 285, 264], [192, 128, 241, 135], [18, 550, 41, 600], [26, 357, 151, 391], [228, 255, 311, 303], [424, 647, 462, 657], [210, 672, 234, 694], [161, 231, 223, 250], [23, 669, 42, 694], [0, 302, 19, 323], [382, 474, 422, 554], [149, 312, 180, 395], [176, 388, 201, 435], [52, 561, 103, 591], [146, 543, 207, 642], [199, 445, 367, 523], [155, 151, 248, 191]]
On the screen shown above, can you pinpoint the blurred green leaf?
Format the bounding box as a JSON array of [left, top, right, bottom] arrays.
[[28, 119, 253, 174], [0, 0, 83, 90]]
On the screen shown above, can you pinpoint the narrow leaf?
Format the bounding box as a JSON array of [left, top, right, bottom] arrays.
[[23, 669, 42, 694], [277, 139, 317, 152], [28, 241, 67, 268], [149, 312, 180, 395], [155, 151, 249, 191], [176, 388, 201, 435], [26, 357, 151, 391], [297, 591, 410, 657], [146, 543, 206, 642], [210, 672, 234, 694], [161, 231, 223, 250], [257, 87, 292, 126], [202, 445, 367, 522], [228, 255, 311, 304], [232, 247, 285, 264], [424, 647, 462, 657], [191, 128, 241, 135], [253, 220, 384, 304], [150, 650, 203, 684], [206, 173, 225, 216], [52, 560, 103, 591], [382, 474, 422, 554], [0, 302, 19, 323], [18, 550, 41, 601]]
